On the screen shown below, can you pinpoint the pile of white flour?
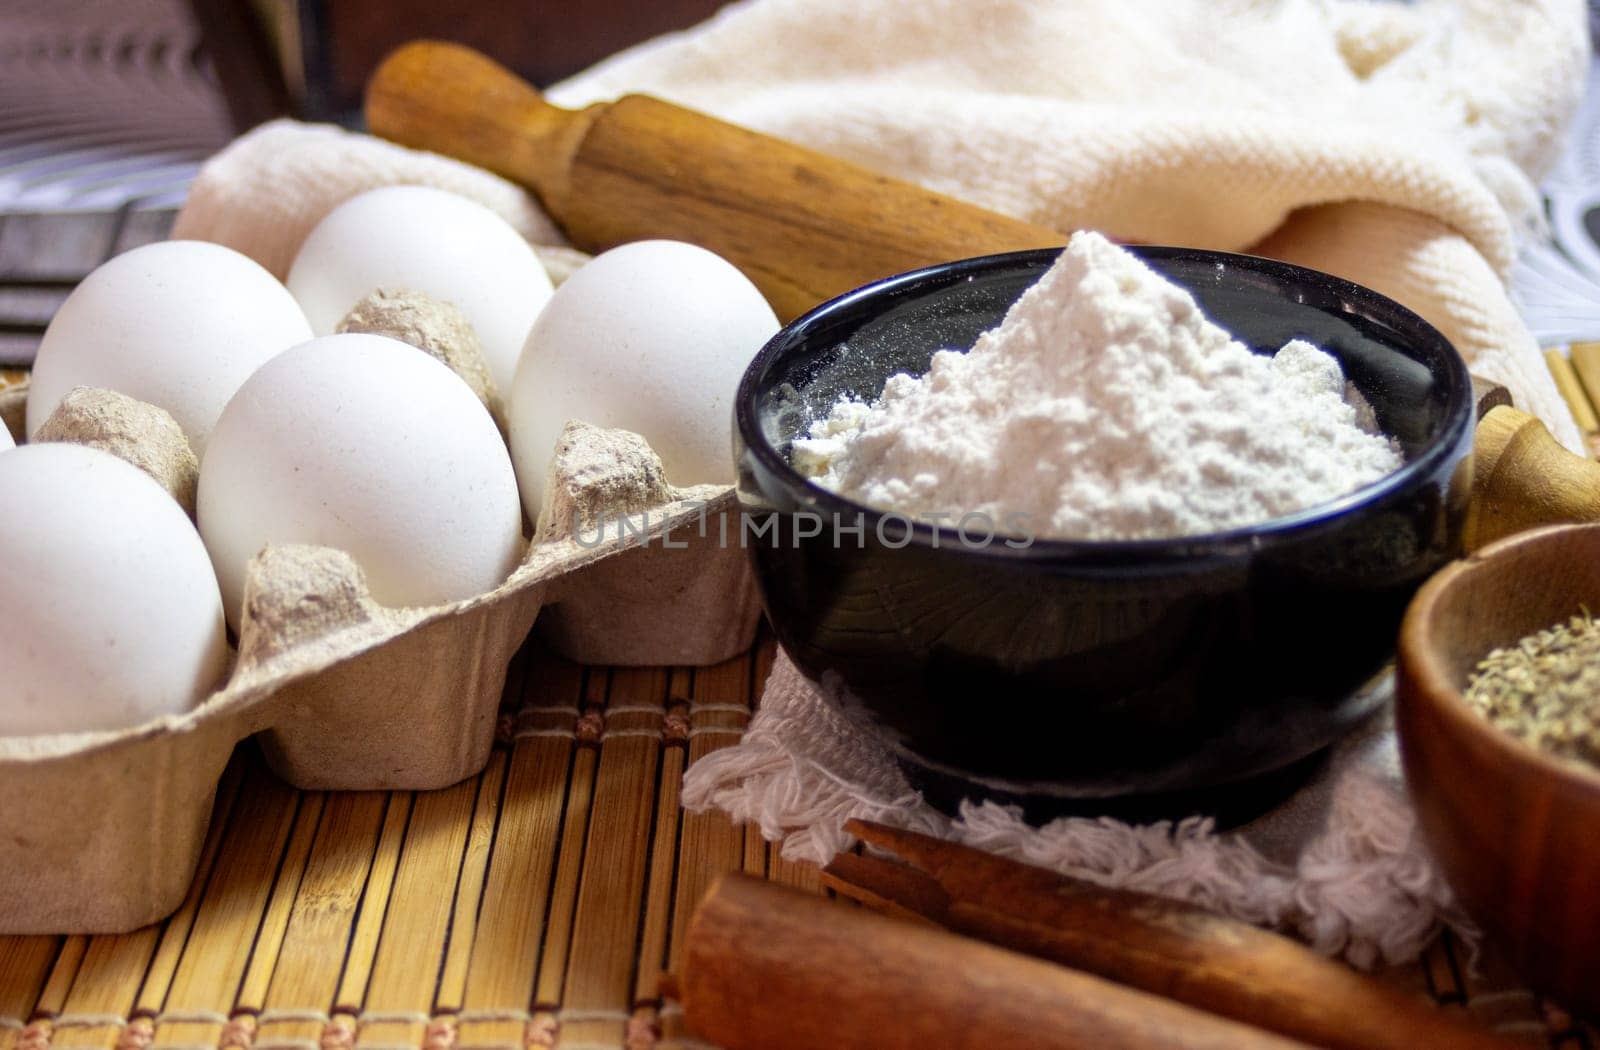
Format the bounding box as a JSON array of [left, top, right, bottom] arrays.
[[796, 231, 1403, 540]]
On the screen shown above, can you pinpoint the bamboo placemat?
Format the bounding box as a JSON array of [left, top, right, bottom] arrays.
[[2, 208, 1600, 1049], [0, 629, 1594, 1050], [0, 638, 823, 1050]]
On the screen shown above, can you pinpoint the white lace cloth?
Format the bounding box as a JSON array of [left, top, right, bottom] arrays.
[[683, 649, 1465, 969]]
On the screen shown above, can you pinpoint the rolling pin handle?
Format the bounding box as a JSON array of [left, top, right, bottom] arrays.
[[365, 40, 597, 216], [1467, 406, 1600, 550]]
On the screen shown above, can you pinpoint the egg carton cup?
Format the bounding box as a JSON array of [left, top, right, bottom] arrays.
[[0, 379, 761, 934]]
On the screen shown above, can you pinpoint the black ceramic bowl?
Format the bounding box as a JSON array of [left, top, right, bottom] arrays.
[[734, 247, 1474, 816]]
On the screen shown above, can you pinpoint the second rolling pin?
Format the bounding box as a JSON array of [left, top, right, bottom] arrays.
[[1467, 404, 1600, 550]]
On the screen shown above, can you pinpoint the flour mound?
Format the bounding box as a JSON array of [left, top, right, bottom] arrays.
[[797, 231, 1403, 541]]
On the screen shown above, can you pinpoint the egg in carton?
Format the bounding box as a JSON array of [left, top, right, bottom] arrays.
[[0, 377, 760, 934]]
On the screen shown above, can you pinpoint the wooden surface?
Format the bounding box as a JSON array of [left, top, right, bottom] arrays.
[[364, 42, 1064, 322], [1398, 523, 1600, 1021], [1, 209, 1599, 1048], [307, 0, 733, 117]]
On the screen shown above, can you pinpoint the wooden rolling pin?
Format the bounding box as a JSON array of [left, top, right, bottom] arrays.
[[675, 874, 1312, 1050], [1467, 405, 1600, 551], [364, 41, 1063, 320]]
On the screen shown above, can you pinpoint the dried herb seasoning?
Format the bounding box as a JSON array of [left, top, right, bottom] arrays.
[[1464, 613, 1600, 770]]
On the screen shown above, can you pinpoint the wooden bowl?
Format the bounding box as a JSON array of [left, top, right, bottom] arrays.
[[1397, 523, 1600, 1015]]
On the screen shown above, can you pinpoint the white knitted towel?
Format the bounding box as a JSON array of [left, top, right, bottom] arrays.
[[550, 0, 1591, 452], [686, 650, 1464, 969], [171, 120, 589, 284]]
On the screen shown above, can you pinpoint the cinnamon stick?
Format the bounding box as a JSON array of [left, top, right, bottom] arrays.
[[676, 874, 1312, 1050], [825, 820, 1513, 1050]]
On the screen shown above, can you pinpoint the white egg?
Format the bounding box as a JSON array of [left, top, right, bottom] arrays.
[[507, 240, 779, 519], [286, 186, 552, 396], [198, 333, 524, 629], [0, 425, 13, 451], [0, 444, 228, 736], [26, 241, 312, 454]]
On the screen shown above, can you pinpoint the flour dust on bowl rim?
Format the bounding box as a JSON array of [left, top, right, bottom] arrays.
[[733, 246, 1475, 817]]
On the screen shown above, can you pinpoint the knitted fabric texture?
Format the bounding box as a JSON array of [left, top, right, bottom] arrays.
[[548, 0, 1588, 450], [171, 121, 587, 285]]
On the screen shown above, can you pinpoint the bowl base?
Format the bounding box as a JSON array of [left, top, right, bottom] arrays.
[[900, 747, 1330, 829]]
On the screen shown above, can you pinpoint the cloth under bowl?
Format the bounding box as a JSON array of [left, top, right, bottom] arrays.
[[684, 650, 1461, 969]]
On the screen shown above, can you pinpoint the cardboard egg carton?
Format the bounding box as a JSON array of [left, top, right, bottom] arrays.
[[0, 379, 760, 934]]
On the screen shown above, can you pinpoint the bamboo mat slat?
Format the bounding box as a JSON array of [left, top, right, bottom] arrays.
[[530, 671, 603, 1026], [631, 678, 689, 1009], [738, 831, 765, 881], [1558, 342, 1600, 457], [33, 940, 86, 1021], [1566, 341, 1600, 415], [49, 927, 162, 1050], [657, 658, 752, 1048], [354, 776, 481, 1050], [152, 768, 300, 1050], [1546, 349, 1599, 436], [558, 668, 667, 1050], [456, 656, 582, 1050], [436, 754, 507, 1018], [237, 794, 324, 1014], [254, 792, 388, 1050], [0, 939, 61, 1050], [331, 794, 411, 1019], [765, 846, 823, 895], [664, 656, 751, 982]]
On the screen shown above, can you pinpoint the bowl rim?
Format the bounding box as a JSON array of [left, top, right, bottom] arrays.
[[734, 244, 1475, 559], [1398, 521, 1600, 797]]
